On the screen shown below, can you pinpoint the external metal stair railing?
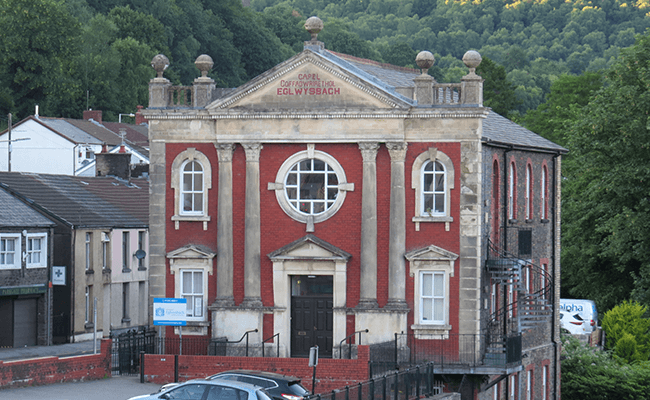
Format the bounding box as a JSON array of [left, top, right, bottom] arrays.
[[483, 240, 554, 365]]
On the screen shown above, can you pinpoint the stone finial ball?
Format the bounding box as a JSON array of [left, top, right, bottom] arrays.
[[415, 51, 435, 71], [195, 54, 214, 77], [305, 16, 324, 40], [151, 54, 170, 78], [462, 50, 482, 70]]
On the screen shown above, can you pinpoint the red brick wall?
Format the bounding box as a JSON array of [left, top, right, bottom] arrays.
[[0, 339, 111, 389], [144, 345, 370, 394]]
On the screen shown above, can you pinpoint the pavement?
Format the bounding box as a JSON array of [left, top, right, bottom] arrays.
[[0, 339, 102, 362], [0, 376, 162, 400], [0, 340, 161, 399]]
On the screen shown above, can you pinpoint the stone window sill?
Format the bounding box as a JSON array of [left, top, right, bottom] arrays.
[[172, 214, 211, 230], [411, 324, 452, 339]]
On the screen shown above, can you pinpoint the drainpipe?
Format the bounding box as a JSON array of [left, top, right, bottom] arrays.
[[552, 152, 560, 400], [70, 229, 75, 342]]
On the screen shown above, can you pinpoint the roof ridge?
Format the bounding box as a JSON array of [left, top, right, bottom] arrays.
[[326, 50, 419, 74]]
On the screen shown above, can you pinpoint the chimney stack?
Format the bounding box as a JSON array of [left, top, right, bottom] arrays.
[[83, 109, 103, 123]]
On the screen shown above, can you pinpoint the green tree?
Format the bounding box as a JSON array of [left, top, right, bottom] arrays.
[[0, 0, 82, 119], [522, 72, 602, 146], [476, 57, 519, 118], [561, 335, 650, 399], [562, 31, 650, 312], [602, 301, 650, 363]]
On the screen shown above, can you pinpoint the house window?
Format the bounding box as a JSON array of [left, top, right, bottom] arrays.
[[420, 271, 445, 324], [171, 148, 212, 229], [138, 231, 145, 269], [85, 286, 91, 324], [122, 283, 130, 323], [411, 148, 454, 226], [181, 160, 204, 214], [101, 232, 110, 269], [525, 164, 532, 220], [181, 269, 204, 319], [406, 244, 456, 337], [0, 234, 21, 269], [510, 373, 517, 400], [526, 369, 533, 400], [272, 146, 353, 229], [122, 231, 130, 271], [542, 365, 548, 400], [422, 161, 446, 215], [541, 165, 548, 220], [492, 159, 500, 245], [85, 232, 92, 271], [509, 162, 517, 220], [26, 233, 47, 268]]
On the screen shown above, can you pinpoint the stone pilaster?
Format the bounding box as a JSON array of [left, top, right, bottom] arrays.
[[358, 142, 380, 309], [148, 78, 171, 108], [148, 140, 166, 326], [386, 142, 408, 309], [214, 143, 235, 307], [414, 74, 434, 106], [241, 143, 263, 308]]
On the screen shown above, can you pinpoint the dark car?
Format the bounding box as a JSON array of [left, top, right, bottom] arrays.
[[206, 370, 309, 400]]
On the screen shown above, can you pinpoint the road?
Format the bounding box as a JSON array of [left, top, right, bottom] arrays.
[[0, 376, 162, 400]]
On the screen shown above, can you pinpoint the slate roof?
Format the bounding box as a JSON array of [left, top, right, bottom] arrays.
[[38, 117, 103, 145], [0, 172, 148, 228], [322, 50, 567, 153], [0, 187, 56, 228]]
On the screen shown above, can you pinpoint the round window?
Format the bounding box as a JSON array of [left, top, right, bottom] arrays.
[[273, 149, 351, 225]]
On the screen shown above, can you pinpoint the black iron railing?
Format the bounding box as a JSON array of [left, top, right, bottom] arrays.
[[307, 364, 443, 400]]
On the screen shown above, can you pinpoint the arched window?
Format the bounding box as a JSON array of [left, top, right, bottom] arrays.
[[171, 148, 212, 230], [421, 160, 446, 216], [181, 160, 204, 214], [525, 163, 532, 220], [509, 161, 517, 220], [541, 165, 548, 220], [492, 159, 500, 245], [411, 148, 454, 229]]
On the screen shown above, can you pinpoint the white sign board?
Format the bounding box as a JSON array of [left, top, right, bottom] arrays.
[[153, 298, 187, 326], [52, 266, 66, 285]]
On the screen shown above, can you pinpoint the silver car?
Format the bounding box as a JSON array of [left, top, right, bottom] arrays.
[[128, 378, 274, 400]]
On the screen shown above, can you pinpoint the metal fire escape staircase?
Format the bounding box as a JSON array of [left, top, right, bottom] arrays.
[[483, 240, 554, 365]]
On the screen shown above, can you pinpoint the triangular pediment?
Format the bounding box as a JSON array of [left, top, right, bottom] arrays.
[[167, 244, 216, 260], [208, 50, 414, 112], [405, 244, 458, 262], [268, 234, 352, 261]]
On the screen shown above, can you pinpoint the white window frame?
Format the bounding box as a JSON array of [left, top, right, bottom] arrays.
[[510, 374, 517, 400], [419, 271, 446, 324], [180, 269, 205, 320], [541, 165, 548, 220], [271, 145, 353, 230], [26, 232, 47, 268], [525, 164, 532, 220], [411, 148, 454, 226], [542, 365, 548, 400], [0, 233, 21, 269], [101, 232, 110, 270], [180, 160, 205, 215], [171, 148, 212, 229], [85, 286, 90, 324], [406, 244, 457, 338], [85, 232, 92, 271], [509, 162, 516, 220]]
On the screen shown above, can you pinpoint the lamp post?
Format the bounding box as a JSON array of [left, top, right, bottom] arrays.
[[119, 113, 135, 123]]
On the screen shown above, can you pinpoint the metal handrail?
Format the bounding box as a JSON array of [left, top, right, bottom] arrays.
[[261, 333, 280, 358], [338, 329, 368, 359], [212, 329, 258, 357]]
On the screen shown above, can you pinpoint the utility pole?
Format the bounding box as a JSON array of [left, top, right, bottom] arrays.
[[2, 113, 30, 172], [8, 113, 11, 172]]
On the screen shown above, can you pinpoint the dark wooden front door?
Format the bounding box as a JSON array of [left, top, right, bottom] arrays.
[[291, 295, 333, 358]]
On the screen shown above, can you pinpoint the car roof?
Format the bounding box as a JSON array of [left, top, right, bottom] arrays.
[[215, 370, 301, 383], [179, 378, 266, 391]]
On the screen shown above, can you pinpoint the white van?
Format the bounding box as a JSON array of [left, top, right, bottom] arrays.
[[560, 299, 598, 335]]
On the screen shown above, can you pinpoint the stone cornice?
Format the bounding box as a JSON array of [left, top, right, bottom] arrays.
[[142, 109, 488, 120]]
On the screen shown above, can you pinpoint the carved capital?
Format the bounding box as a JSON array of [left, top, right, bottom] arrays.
[[386, 142, 408, 163], [242, 143, 263, 162], [215, 143, 235, 162], [358, 142, 380, 163]]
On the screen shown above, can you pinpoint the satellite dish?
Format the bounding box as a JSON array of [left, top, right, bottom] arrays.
[[134, 249, 147, 260]]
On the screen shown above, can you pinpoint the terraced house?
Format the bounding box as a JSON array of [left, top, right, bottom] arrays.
[[144, 19, 565, 400]]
